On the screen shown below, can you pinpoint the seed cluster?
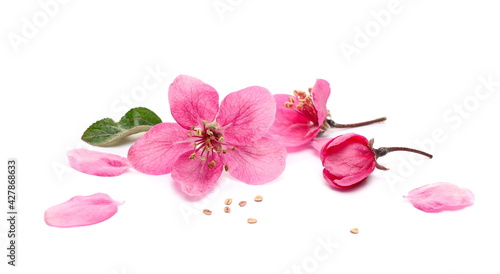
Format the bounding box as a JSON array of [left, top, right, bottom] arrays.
[[202, 195, 263, 224]]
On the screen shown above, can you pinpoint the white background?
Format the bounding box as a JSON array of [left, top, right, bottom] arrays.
[[1, 0, 500, 273]]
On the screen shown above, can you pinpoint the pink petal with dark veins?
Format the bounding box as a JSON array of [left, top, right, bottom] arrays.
[[172, 151, 223, 196], [223, 137, 287, 185], [168, 75, 219, 128], [217, 86, 276, 145], [127, 122, 193, 175]]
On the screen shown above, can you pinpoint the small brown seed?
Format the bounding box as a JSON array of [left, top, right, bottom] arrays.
[[254, 195, 263, 202], [203, 209, 212, 215], [350, 228, 359, 234], [224, 198, 232, 205], [247, 218, 257, 224], [238, 201, 247, 207], [224, 206, 231, 213]]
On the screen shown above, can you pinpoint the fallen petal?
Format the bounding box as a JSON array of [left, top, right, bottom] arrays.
[[68, 149, 130, 177], [44, 193, 124, 227], [405, 182, 474, 212]]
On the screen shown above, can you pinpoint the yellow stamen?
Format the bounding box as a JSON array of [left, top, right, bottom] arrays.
[[199, 156, 206, 161], [189, 153, 196, 160], [208, 160, 216, 169], [195, 129, 203, 137]]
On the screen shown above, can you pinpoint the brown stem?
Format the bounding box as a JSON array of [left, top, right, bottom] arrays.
[[375, 147, 433, 159], [327, 117, 387, 128]]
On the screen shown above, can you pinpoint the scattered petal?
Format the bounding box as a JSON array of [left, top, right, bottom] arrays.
[[67, 149, 130, 177], [44, 193, 123, 228], [405, 182, 474, 212], [168, 75, 219, 128], [127, 122, 193, 175]]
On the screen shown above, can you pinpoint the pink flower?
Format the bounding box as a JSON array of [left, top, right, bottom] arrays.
[[269, 79, 386, 148], [128, 75, 287, 196], [268, 79, 331, 147], [318, 133, 376, 188], [315, 133, 432, 189]]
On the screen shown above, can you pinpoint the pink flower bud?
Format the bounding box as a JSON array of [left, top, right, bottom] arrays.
[[316, 133, 433, 189]]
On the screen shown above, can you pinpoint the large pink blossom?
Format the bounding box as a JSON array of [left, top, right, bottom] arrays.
[[268, 79, 331, 147], [128, 75, 287, 196]]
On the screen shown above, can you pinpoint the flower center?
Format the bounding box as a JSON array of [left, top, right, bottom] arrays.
[[284, 88, 318, 124], [187, 121, 233, 170]]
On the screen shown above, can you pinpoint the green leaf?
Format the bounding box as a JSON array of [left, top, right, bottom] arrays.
[[81, 107, 162, 146]]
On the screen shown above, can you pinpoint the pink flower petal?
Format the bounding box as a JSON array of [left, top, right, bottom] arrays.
[[268, 94, 321, 147], [322, 168, 356, 189], [127, 123, 193, 175], [217, 86, 276, 145], [172, 151, 223, 196], [44, 193, 123, 228], [321, 133, 375, 187], [67, 149, 129, 177], [168, 75, 219, 128], [312, 79, 331, 126], [223, 137, 287, 185], [405, 182, 474, 212]]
